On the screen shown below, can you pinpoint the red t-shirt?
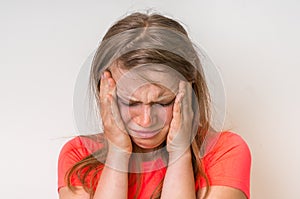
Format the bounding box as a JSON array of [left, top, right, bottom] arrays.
[[58, 131, 251, 198]]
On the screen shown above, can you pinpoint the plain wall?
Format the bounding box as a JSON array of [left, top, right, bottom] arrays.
[[1, 0, 299, 198]]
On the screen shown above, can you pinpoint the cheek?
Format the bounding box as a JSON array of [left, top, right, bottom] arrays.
[[162, 106, 174, 124], [118, 104, 131, 123], [118, 104, 143, 123]]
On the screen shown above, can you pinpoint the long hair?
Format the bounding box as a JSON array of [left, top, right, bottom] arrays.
[[66, 12, 211, 198]]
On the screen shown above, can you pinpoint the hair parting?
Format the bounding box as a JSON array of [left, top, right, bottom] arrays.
[[66, 12, 212, 198]]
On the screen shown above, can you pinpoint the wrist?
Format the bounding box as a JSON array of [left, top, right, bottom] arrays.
[[168, 148, 192, 164], [105, 146, 131, 172]]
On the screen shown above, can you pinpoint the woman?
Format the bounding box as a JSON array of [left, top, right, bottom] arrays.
[[58, 12, 251, 199]]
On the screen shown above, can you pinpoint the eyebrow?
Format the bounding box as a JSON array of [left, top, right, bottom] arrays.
[[117, 95, 176, 104]]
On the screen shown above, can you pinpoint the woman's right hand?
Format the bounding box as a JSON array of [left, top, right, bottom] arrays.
[[99, 70, 132, 154]]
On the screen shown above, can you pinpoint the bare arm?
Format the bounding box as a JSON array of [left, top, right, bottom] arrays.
[[59, 135, 131, 199], [161, 81, 196, 199], [93, 148, 130, 199], [59, 70, 132, 199], [59, 187, 90, 199], [59, 150, 130, 199], [161, 150, 196, 199], [197, 186, 247, 199]]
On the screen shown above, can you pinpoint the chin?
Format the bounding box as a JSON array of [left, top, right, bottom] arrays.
[[131, 135, 167, 153]]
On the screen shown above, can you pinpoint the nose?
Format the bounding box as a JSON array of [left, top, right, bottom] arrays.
[[134, 105, 153, 128]]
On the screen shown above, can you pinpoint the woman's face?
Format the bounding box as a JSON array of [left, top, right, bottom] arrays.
[[110, 65, 180, 151]]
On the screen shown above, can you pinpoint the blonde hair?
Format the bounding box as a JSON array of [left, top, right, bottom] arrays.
[[66, 12, 211, 198]]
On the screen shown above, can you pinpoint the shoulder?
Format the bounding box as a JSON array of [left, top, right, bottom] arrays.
[[204, 131, 251, 161], [201, 131, 251, 198], [57, 134, 105, 190], [58, 135, 104, 162]]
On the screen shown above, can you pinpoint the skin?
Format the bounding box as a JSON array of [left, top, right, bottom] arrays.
[[59, 67, 247, 199], [110, 65, 178, 153]]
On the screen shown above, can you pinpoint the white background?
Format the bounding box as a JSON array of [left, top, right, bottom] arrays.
[[1, 0, 300, 198]]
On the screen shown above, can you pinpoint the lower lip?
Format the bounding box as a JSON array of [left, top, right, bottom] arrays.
[[130, 129, 162, 138]]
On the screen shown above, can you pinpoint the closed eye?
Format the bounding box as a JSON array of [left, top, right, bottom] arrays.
[[158, 98, 175, 107], [118, 97, 175, 107], [123, 102, 140, 107], [118, 99, 140, 107]]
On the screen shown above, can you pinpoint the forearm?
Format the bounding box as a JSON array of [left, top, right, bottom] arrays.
[[93, 149, 130, 199], [161, 150, 196, 199]]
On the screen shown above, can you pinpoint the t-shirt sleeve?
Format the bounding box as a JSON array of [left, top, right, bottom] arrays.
[[57, 136, 103, 192], [198, 131, 251, 198]]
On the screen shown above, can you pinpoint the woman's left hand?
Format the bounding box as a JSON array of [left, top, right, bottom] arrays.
[[167, 81, 194, 159]]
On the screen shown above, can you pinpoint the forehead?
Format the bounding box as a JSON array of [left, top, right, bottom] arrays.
[[110, 64, 183, 95], [126, 83, 175, 103]]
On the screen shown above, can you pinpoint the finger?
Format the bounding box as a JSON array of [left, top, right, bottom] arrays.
[[170, 81, 185, 131], [177, 80, 185, 102], [110, 84, 126, 133], [102, 72, 127, 134], [181, 82, 194, 143], [182, 82, 193, 115], [99, 71, 109, 102], [99, 71, 116, 125]]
